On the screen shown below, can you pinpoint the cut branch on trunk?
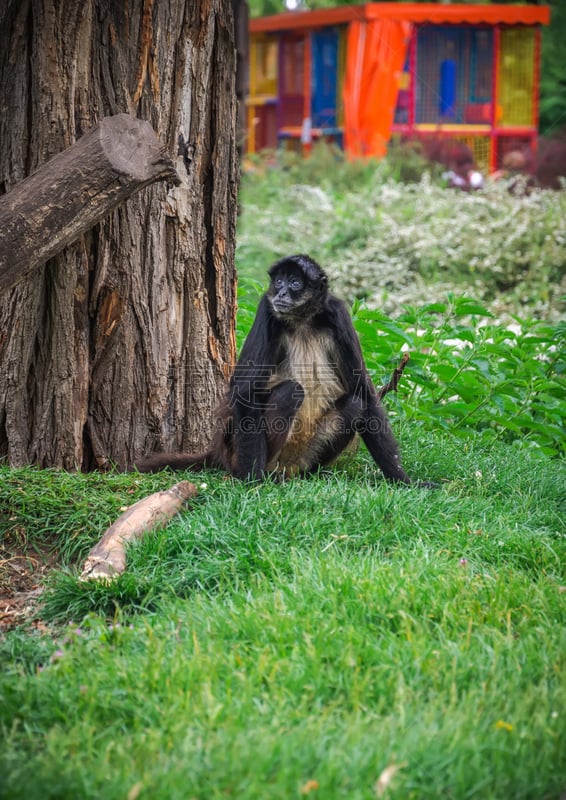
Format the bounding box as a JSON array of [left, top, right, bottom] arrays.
[[0, 113, 179, 294]]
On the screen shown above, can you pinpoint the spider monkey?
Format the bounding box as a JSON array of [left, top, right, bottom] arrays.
[[137, 254, 413, 483]]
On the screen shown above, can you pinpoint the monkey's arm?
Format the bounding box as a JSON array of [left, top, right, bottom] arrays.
[[328, 298, 412, 484], [230, 297, 277, 479]]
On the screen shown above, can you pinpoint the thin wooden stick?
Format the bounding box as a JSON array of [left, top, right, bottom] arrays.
[[377, 353, 410, 400]]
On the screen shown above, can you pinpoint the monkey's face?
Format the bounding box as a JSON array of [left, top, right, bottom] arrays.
[[268, 268, 314, 319]]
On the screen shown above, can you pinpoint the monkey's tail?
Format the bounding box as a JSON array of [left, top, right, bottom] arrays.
[[134, 451, 215, 474]]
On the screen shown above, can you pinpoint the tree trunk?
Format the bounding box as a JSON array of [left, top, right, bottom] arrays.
[[0, 0, 239, 470]]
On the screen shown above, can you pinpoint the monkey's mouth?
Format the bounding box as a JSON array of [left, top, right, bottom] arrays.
[[271, 300, 295, 315]]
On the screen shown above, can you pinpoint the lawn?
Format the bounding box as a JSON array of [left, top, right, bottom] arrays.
[[1, 433, 565, 799], [1, 151, 565, 799]]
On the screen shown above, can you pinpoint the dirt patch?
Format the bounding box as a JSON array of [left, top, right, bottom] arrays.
[[0, 530, 60, 630]]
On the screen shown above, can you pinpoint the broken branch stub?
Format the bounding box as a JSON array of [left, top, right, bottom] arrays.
[[377, 353, 410, 400]]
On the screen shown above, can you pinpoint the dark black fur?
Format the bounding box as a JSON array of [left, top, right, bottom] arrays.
[[137, 255, 412, 483]]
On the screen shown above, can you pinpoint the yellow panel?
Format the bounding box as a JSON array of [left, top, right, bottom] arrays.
[[498, 28, 535, 127], [469, 136, 491, 174], [415, 124, 491, 133], [249, 38, 257, 97], [247, 105, 256, 154], [252, 35, 277, 97]]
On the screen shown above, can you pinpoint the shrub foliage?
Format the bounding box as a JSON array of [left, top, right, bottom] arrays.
[[353, 298, 566, 457], [239, 145, 566, 320], [237, 285, 566, 459]]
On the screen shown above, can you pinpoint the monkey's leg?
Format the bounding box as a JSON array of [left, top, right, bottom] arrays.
[[306, 394, 411, 484], [264, 380, 305, 462], [232, 380, 303, 480], [303, 395, 360, 471]]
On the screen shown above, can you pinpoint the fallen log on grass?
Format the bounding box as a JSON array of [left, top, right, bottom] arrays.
[[80, 481, 197, 582]]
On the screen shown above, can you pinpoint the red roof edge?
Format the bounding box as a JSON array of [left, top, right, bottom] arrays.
[[249, 4, 550, 34]]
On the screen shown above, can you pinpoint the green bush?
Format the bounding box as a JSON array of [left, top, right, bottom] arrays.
[[353, 297, 566, 457], [237, 282, 566, 457], [238, 148, 566, 319]]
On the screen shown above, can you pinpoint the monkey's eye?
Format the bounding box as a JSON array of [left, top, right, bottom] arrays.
[[273, 277, 284, 290], [290, 278, 303, 292]]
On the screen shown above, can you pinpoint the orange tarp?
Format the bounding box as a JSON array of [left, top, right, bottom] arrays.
[[343, 18, 410, 158]]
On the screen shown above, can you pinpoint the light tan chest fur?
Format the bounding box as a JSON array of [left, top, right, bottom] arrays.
[[268, 329, 346, 470]]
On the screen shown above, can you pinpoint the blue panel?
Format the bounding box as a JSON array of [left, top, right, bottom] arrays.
[[439, 58, 457, 116], [311, 29, 339, 128]]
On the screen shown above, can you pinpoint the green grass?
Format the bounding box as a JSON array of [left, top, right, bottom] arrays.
[[1, 427, 565, 799]]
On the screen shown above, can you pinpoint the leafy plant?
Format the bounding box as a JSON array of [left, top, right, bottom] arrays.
[[352, 296, 566, 457], [236, 281, 566, 457]]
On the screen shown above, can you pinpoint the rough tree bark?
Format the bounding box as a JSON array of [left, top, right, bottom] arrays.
[[0, 0, 239, 470]]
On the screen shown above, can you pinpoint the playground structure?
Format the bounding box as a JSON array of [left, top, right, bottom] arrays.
[[246, 3, 550, 173]]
